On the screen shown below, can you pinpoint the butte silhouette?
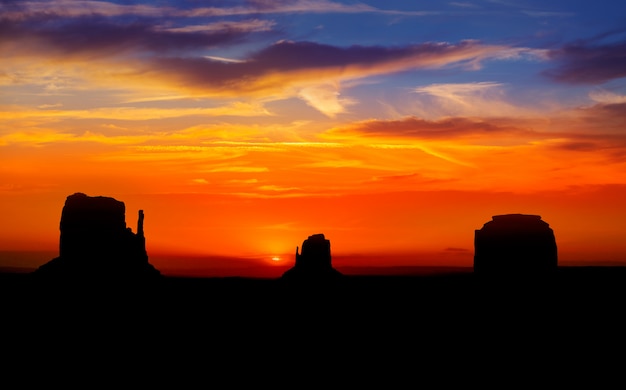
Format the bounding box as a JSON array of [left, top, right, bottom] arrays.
[[474, 214, 558, 275], [281, 233, 343, 283], [33, 192, 161, 281]]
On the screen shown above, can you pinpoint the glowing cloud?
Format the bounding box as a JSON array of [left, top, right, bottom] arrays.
[[589, 90, 626, 104], [298, 83, 357, 117]]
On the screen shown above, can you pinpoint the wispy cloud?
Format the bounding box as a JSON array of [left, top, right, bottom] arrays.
[[326, 116, 536, 141], [227, 178, 259, 184], [415, 81, 503, 96], [0, 1, 171, 19], [160, 19, 275, 34], [204, 56, 246, 64], [301, 160, 363, 168], [207, 166, 270, 173], [0, 0, 548, 117], [371, 172, 421, 181], [257, 185, 300, 192], [569, 102, 626, 133], [0, 16, 252, 58], [298, 83, 357, 117], [181, 0, 435, 17], [0, 102, 272, 121], [0, 129, 151, 146], [589, 90, 626, 105], [37, 103, 63, 109], [137, 40, 538, 106], [543, 35, 626, 84], [522, 11, 575, 18], [411, 82, 539, 118], [0, 0, 436, 20], [449, 2, 479, 9]]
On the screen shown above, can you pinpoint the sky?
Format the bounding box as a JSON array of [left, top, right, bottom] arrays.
[[1, 0, 626, 277]]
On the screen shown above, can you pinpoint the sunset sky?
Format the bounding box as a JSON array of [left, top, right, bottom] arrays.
[[1, 0, 626, 277]]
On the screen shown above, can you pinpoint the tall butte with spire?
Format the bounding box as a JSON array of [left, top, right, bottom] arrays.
[[281, 233, 343, 283], [34, 192, 161, 281]]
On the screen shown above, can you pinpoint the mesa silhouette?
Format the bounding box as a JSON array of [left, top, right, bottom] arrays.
[[33, 192, 161, 281], [474, 214, 558, 275], [281, 233, 344, 283]]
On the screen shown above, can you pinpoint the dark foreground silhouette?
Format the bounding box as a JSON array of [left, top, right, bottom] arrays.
[[3, 193, 625, 377], [7, 193, 625, 325], [2, 265, 625, 381], [4, 265, 626, 326]]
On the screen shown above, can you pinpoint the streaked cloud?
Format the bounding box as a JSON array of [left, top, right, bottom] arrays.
[[227, 178, 259, 184], [204, 56, 247, 64], [569, 102, 626, 133], [589, 90, 626, 105], [257, 185, 300, 192], [0, 0, 435, 20], [182, 0, 434, 17], [207, 166, 270, 173], [0, 1, 170, 19], [1, 17, 543, 107], [449, 2, 479, 9], [370, 173, 421, 181], [137, 40, 541, 105], [543, 36, 626, 85], [0, 102, 272, 121], [411, 81, 538, 118], [1, 0, 553, 119], [161, 19, 275, 34], [37, 103, 63, 109], [301, 160, 363, 168], [522, 11, 575, 18], [0, 19, 250, 58], [326, 116, 536, 141], [415, 81, 503, 96]]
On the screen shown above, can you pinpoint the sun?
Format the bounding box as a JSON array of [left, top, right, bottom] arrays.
[[271, 256, 281, 262]]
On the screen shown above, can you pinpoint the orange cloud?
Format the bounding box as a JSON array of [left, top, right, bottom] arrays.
[[0, 102, 272, 121]]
